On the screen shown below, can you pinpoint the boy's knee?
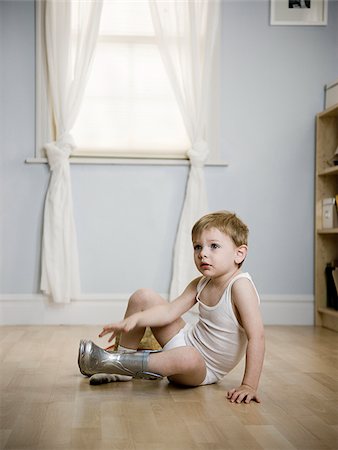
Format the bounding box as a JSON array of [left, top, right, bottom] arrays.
[[166, 347, 206, 385], [177, 347, 204, 372], [129, 288, 159, 309]]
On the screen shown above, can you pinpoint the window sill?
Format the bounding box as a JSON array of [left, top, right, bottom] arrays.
[[25, 157, 228, 167]]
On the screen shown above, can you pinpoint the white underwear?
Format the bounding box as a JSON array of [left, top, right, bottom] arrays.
[[162, 324, 219, 385]]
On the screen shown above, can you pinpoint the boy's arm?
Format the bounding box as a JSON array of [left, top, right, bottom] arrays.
[[99, 278, 201, 342], [227, 278, 265, 404]]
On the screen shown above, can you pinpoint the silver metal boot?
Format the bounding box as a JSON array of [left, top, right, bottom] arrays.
[[78, 339, 163, 380]]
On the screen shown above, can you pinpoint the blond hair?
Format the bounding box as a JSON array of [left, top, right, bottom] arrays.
[[192, 211, 249, 248]]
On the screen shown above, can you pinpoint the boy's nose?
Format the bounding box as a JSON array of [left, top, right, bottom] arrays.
[[199, 248, 208, 258]]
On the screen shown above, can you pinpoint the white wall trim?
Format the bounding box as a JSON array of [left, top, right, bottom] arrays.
[[259, 294, 314, 325], [0, 293, 314, 326]]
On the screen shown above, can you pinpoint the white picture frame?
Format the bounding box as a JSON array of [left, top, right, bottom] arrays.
[[270, 0, 328, 26]]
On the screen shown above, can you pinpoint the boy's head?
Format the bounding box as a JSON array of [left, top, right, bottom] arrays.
[[192, 211, 249, 267]]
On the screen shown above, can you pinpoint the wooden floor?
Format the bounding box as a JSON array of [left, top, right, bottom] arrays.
[[0, 326, 337, 450]]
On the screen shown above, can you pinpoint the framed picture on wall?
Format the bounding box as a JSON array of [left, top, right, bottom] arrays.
[[270, 0, 328, 25]]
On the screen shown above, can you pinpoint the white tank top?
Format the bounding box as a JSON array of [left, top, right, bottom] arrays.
[[185, 272, 260, 379]]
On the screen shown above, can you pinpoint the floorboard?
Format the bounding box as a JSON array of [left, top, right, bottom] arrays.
[[0, 326, 337, 450]]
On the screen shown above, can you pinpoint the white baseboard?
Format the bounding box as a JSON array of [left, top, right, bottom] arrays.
[[0, 294, 130, 326], [0, 293, 314, 326], [259, 294, 314, 325]]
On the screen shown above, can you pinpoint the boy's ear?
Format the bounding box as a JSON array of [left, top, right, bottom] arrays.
[[235, 245, 248, 265]]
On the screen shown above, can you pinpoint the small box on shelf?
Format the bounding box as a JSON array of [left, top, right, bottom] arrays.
[[322, 197, 338, 229]]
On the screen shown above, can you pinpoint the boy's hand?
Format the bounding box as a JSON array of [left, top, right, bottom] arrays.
[[226, 384, 261, 404], [99, 314, 140, 342]]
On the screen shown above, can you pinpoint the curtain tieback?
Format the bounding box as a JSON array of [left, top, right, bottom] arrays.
[[187, 140, 209, 168], [44, 133, 75, 171]]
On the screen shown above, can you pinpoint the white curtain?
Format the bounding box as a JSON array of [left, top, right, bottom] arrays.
[[41, 0, 103, 303], [149, 0, 220, 299]]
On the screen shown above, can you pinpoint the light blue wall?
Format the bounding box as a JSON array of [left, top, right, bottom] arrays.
[[1, 1, 338, 300], [213, 0, 338, 295]]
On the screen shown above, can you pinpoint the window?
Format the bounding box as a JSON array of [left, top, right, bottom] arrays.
[[35, 0, 220, 162], [72, 1, 189, 159]]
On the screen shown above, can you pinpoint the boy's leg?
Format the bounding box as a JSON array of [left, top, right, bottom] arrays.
[[118, 288, 186, 350], [148, 346, 207, 387], [80, 341, 206, 386], [88, 288, 186, 385]]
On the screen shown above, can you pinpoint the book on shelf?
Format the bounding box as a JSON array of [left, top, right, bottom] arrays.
[[325, 261, 338, 310]]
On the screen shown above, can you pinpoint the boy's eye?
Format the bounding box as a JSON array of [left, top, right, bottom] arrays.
[[211, 243, 220, 249], [194, 244, 202, 251]]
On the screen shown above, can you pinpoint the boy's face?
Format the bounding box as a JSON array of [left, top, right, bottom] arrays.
[[192, 227, 246, 278]]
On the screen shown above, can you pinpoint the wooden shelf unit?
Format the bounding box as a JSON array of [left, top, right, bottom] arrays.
[[315, 103, 338, 332], [317, 228, 338, 235]]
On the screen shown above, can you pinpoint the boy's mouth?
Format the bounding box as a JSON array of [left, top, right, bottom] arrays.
[[200, 263, 211, 269]]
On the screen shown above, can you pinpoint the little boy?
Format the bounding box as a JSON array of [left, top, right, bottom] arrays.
[[78, 211, 265, 403]]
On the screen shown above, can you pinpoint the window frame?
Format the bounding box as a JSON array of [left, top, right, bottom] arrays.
[[34, 0, 222, 165]]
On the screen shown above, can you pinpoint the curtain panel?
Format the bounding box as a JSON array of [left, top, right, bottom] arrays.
[[149, 0, 220, 299], [40, 0, 103, 303]]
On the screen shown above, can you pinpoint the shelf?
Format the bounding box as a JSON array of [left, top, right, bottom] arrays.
[[318, 307, 338, 317], [315, 103, 338, 332], [318, 166, 338, 176], [317, 103, 338, 118], [317, 308, 338, 332], [317, 228, 338, 235]]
